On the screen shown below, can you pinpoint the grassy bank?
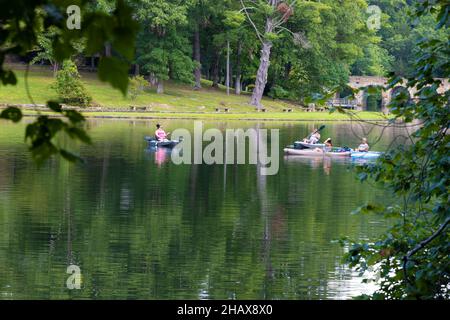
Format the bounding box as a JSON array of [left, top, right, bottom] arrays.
[[2, 64, 388, 121], [19, 110, 388, 121], [1, 64, 296, 112]]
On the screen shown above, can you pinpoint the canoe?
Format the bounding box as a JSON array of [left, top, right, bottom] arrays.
[[293, 141, 326, 149], [351, 151, 382, 159], [145, 136, 180, 148], [284, 147, 351, 157]]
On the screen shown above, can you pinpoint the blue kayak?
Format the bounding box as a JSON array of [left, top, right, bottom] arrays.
[[145, 136, 180, 148], [351, 151, 382, 159]]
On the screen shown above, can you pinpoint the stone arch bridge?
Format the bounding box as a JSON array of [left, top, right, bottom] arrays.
[[328, 76, 450, 112]]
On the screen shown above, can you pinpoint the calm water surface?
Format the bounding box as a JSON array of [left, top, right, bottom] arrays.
[[0, 119, 402, 299]]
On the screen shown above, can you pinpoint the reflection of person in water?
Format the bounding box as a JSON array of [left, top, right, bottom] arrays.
[[309, 157, 322, 169], [155, 148, 168, 166], [271, 206, 287, 241], [323, 156, 331, 175]]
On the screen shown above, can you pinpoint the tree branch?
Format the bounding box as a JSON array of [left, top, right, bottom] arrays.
[[273, 0, 298, 28], [240, 0, 264, 44], [406, 216, 450, 259], [402, 216, 450, 283]]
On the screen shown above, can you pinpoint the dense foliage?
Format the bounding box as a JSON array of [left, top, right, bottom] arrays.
[[133, 0, 195, 94], [341, 0, 449, 299], [353, 0, 449, 78], [53, 60, 92, 106], [127, 0, 446, 102], [0, 0, 138, 162], [128, 75, 150, 101], [2, 1, 445, 102], [0, 0, 448, 300]]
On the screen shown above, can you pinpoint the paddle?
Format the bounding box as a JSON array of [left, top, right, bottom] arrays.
[[306, 125, 325, 140]]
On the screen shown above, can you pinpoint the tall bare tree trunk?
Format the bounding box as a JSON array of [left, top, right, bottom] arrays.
[[212, 52, 220, 88], [53, 62, 59, 77], [235, 41, 242, 95], [250, 41, 272, 108], [229, 59, 233, 88], [284, 62, 291, 80], [134, 64, 140, 76], [90, 56, 95, 71], [156, 80, 164, 94], [250, 17, 274, 109], [193, 26, 202, 90], [226, 40, 230, 95], [149, 73, 158, 86], [105, 43, 112, 57]]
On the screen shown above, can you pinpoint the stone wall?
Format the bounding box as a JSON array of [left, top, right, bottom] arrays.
[[346, 76, 450, 112]]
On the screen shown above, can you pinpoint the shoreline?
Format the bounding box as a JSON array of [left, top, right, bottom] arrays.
[[17, 110, 390, 122]]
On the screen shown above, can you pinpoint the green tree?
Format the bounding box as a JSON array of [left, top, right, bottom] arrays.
[[341, 0, 450, 299], [365, 0, 449, 78], [264, 0, 373, 101], [241, 0, 373, 107], [0, 0, 138, 163], [128, 75, 150, 101], [133, 0, 195, 94], [188, 0, 225, 89], [351, 43, 393, 76], [53, 60, 92, 107], [30, 27, 60, 76], [31, 27, 86, 77], [240, 0, 298, 108]]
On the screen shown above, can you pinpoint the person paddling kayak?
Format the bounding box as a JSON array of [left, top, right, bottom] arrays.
[[303, 128, 321, 144], [356, 138, 369, 152], [155, 124, 170, 141]]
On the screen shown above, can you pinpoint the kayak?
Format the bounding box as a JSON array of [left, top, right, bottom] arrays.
[[351, 151, 382, 159], [284, 147, 351, 157], [293, 141, 326, 149], [284, 148, 323, 156], [145, 136, 180, 148]]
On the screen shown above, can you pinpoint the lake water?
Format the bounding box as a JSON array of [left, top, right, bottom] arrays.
[[0, 118, 401, 299]]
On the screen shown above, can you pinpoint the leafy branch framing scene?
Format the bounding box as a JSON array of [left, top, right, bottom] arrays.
[[0, 0, 448, 304]]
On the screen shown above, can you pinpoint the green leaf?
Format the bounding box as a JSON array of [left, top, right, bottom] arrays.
[[64, 110, 85, 124], [83, 13, 112, 55], [98, 57, 129, 96], [65, 127, 91, 144], [388, 76, 403, 88], [25, 122, 38, 142], [29, 140, 58, 166], [436, 5, 449, 30], [0, 106, 22, 123], [0, 70, 18, 86], [111, 0, 139, 60], [357, 172, 368, 182], [46, 118, 66, 136], [47, 101, 62, 113], [264, 32, 279, 42], [60, 149, 83, 163]]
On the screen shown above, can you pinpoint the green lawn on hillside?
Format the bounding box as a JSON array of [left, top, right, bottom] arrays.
[[1, 64, 298, 112], [0, 64, 388, 121]]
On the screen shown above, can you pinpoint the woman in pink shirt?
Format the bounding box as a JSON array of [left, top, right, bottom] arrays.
[[155, 124, 169, 141]]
